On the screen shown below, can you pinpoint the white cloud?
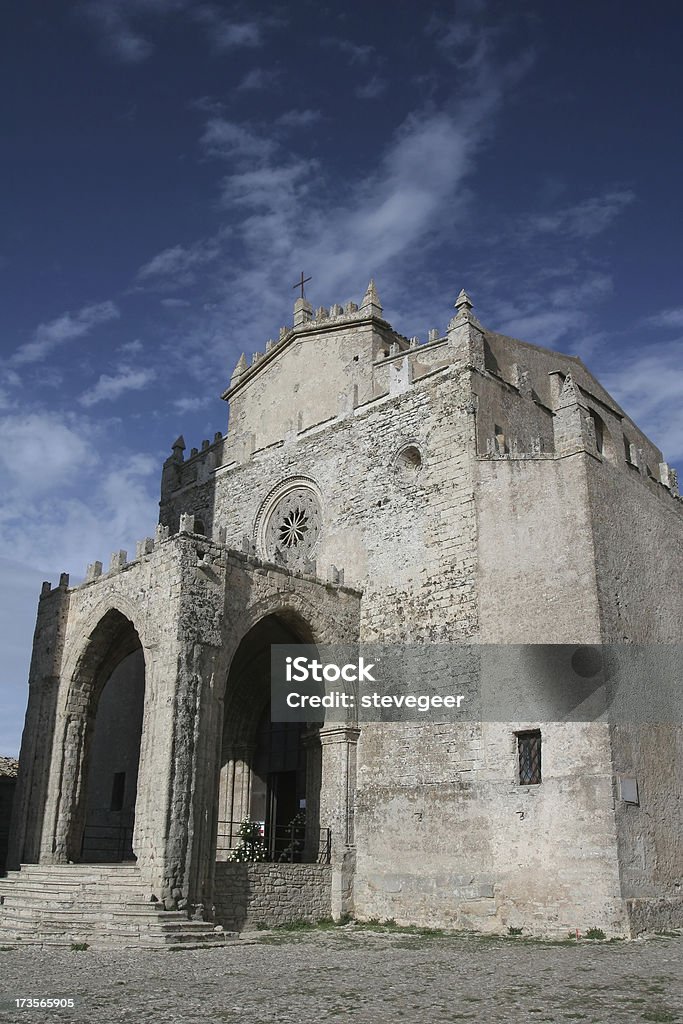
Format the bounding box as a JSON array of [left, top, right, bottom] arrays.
[[200, 118, 275, 162], [355, 76, 388, 100], [168, 23, 533, 378], [137, 239, 220, 286], [161, 297, 191, 308], [526, 190, 636, 240], [237, 67, 280, 92], [276, 109, 322, 129], [173, 395, 209, 413], [0, 408, 160, 576], [497, 309, 586, 345], [197, 9, 263, 51], [13, 301, 120, 365], [322, 38, 374, 63], [119, 338, 144, 354], [0, 412, 97, 496], [600, 340, 683, 463], [79, 367, 156, 406], [645, 308, 683, 330]]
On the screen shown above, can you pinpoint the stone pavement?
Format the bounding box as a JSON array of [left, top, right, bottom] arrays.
[[0, 926, 681, 1023]]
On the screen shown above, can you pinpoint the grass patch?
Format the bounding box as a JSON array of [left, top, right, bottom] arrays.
[[273, 920, 317, 932], [70, 942, 89, 951], [584, 928, 606, 940]]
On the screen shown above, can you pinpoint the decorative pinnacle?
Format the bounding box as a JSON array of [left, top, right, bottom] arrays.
[[454, 289, 473, 312], [171, 435, 185, 452], [360, 278, 382, 315], [233, 352, 248, 376]]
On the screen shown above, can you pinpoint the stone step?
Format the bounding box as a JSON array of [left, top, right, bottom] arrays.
[[0, 922, 240, 947], [7, 871, 144, 886], [0, 865, 237, 949], [17, 865, 140, 876], [0, 880, 150, 895], [0, 899, 167, 916], [20, 864, 141, 872], [0, 907, 176, 924], [0, 905, 220, 925]]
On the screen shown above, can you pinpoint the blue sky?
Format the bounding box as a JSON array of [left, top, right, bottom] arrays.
[[2, 1, 682, 755]]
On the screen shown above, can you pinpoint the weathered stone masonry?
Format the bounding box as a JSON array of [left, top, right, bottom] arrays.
[[7, 281, 682, 940]]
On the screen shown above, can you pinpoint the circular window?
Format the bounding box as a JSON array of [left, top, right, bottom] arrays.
[[262, 485, 322, 567], [394, 444, 423, 483]]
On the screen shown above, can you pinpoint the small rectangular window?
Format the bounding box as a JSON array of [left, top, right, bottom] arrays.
[[110, 771, 126, 811], [517, 731, 542, 785]]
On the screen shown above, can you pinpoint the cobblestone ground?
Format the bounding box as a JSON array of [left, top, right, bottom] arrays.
[[0, 928, 681, 1024]]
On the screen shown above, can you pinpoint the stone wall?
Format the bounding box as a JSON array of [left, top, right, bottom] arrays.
[[213, 862, 332, 930]]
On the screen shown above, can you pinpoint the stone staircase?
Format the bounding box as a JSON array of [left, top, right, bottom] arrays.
[[0, 864, 240, 950]]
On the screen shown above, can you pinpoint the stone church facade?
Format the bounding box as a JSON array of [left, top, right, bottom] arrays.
[[6, 282, 683, 941]]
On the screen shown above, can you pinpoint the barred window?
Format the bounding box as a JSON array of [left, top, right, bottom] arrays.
[[517, 731, 542, 785]]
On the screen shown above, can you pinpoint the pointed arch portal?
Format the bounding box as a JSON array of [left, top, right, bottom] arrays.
[[217, 613, 324, 863], [63, 609, 146, 862]]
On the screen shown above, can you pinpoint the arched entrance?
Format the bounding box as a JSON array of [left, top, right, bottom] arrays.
[[216, 613, 324, 864], [65, 609, 146, 863]]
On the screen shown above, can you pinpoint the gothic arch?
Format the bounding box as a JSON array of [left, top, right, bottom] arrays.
[[52, 607, 146, 862], [216, 607, 322, 864]]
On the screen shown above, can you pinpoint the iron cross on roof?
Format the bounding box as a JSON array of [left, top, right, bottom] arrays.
[[292, 271, 311, 299]]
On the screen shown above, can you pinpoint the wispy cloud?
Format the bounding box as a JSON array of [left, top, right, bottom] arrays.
[[136, 239, 221, 287], [82, 1, 267, 62], [276, 108, 322, 129], [13, 301, 120, 365], [200, 118, 275, 162], [0, 413, 159, 572], [644, 308, 683, 330], [322, 37, 374, 63], [82, 0, 155, 62], [0, 412, 97, 495], [79, 366, 156, 406], [118, 338, 144, 354], [173, 395, 209, 413], [163, 12, 535, 377], [237, 67, 280, 92], [193, 6, 269, 51], [526, 190, 636, 240], [601, 340, 683, 463], [355, 75, 387, 100]]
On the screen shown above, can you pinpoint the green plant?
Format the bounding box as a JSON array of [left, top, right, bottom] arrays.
[[585, 927, 606, 940], [227, 819, 268, 862], [272, 919, 316, 931], [508, 926, 523, 935], [70, 942, 89, 951], [277, 810, 306, 863]]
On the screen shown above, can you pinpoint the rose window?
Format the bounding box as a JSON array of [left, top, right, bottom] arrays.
[[263, 486, 322, 567], [278, 506, 310, 548]]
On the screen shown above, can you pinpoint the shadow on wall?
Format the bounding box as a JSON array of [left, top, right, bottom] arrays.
[[0, 762, 18, 874]]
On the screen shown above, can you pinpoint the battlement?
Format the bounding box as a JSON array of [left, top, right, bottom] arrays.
[[158, 283, 680, 524], [51, 512, 362, 601]]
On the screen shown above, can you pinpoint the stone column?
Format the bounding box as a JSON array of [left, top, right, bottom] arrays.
[[162, 640, 223, 914], [318, 726, 360, 853], [317, 726, 360, 920], [217, 743, 255, 857]]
